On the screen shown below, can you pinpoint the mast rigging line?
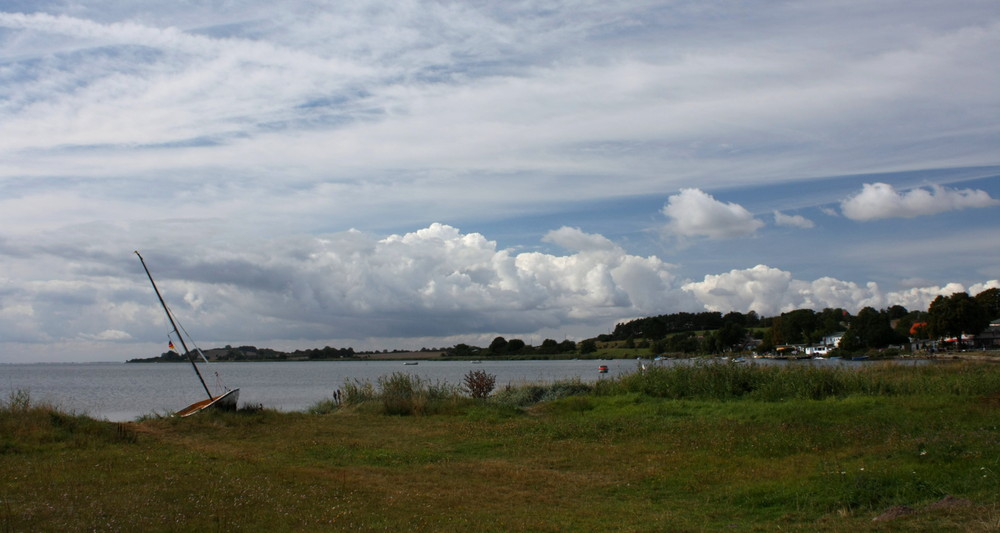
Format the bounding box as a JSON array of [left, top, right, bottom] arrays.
[[135, 250, 214, 401]]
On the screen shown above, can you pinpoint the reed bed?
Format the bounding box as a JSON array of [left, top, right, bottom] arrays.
[[596, 360, 1000, 401]]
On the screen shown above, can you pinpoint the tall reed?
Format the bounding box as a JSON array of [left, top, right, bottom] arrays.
[[334, 372, 463, 415], [596, 361, 1000, 401]]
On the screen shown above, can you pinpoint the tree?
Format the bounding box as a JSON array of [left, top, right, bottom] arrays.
[[702, 333, 720, 354], [449, 343, 475, 357], [722, 311, 746, 326], [886, 305, 909, 320], [651, 337, 668, 354], [837, 328, 863, 353], [506, 339, 526, 354], [579, 339, 598, 354], [928, 292, 989, 342], [769, 309, 820, 345], [894, 310, 929, 339], [716, 321, 748, 352], [538, 339, 560, 354], [840, 307, 902, 351], [975, 288, 1000, 320], [666, 331, 699, 354], [488, 336, 508, 355]]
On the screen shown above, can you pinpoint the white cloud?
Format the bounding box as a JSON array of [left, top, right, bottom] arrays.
[[662, 189, 765, 239], [773, 210, 815, 228], [82, 329, 132, 341], [681, 265, 796, 314], [2, 220, 999, 362], [840, 182, 1000, 221], [1, 2, 999, 361], [0, 224, 692, 351], [681, 264, 998, 316], [883, 283, 971, 311], [542, 226, 619, 253]]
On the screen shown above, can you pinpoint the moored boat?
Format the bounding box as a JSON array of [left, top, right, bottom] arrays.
[[136, 251, 240, 417]]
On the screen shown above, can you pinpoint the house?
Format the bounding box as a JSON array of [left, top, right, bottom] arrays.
[[973, 318, 1000, 348], [805, 345, 829, 356], [803, 332, 844, 356], [822, 332, 845, 347]]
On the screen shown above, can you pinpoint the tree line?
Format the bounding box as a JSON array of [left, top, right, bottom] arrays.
[[445, 337, 585, 358], [604, 288, 999, 355], [132, 288, 998, 362]]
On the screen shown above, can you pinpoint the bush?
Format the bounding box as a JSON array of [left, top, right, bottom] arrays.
[[378, 373, 426, 415], [6, 389, 32, 411], [463, 370, 496, 399], [492, 379, 593, 407], [337, 373, 463, 415], [307, 398, 339, 414], [341, 378, 377, 405]]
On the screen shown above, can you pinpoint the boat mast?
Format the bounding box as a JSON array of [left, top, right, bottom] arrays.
[[135, 251, 213, 400]]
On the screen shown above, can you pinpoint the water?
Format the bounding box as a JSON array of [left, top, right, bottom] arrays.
[[0, 357, 912, 421], [0, 359, 640, 421]]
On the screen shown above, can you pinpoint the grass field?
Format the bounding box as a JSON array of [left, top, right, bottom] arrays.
[[2, 361, 999, 532]]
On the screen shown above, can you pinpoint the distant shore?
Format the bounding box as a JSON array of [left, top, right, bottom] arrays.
[[126, 349, 1000, 363], [127, 349, 448, 363]]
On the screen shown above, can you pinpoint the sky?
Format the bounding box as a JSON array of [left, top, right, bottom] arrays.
[[1, 1, 999, 363]]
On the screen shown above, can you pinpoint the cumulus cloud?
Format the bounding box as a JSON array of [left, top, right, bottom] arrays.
[[2, 221, 999, 362], [681, 264, 997, 316], [840, 182, 1000, 221], [1, 2, 999, 361], [680, 265, 882, 315], [662, 189, 765, 239], [286, 224, 694, 330], [0, 224, 694, 354], [542, 226, 619, 253], [773, 210, 815, 228]]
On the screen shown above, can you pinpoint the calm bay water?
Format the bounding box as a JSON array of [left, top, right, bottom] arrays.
[[1, 357, 895, 421]]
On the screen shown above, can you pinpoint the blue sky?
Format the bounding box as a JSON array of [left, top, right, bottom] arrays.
[[1, 1, 998, 362]]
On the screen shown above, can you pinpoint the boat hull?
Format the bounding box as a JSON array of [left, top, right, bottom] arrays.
[[176, 388, 240, 417]]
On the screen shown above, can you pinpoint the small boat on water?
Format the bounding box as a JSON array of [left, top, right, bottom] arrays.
[[598, 365, 609, 374], [403, 361, 419, 365], [136, 251, 239, 417]]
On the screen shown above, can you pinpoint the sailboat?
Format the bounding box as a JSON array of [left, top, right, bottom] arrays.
[[135, 251, 239, 416]]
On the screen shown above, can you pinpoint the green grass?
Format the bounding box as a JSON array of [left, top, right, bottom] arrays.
[[2, 362, 999, 531]]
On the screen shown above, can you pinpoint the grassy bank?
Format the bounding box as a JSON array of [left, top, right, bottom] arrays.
[[2, 362, 999, 531]]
